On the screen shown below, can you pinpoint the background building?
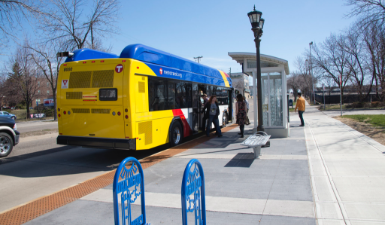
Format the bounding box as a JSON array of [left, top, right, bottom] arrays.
[[32, 78, 53, 107], [230, 72, 251, 99]]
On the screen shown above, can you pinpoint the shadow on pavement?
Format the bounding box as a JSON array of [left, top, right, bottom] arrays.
[[0, 146, 75, 165], [0, 126, 248, 179], [0, 132, 214, 178], [224, 153, 255, 167]]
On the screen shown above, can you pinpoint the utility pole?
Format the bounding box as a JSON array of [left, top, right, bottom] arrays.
[[194, 56, 203, 63], [309, 42, 314, 105]]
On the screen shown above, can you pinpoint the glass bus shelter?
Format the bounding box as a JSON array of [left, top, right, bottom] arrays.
[[228, 52, 290, 138]]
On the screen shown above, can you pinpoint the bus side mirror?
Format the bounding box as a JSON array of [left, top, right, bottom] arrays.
[[57, 52, 74, 58]]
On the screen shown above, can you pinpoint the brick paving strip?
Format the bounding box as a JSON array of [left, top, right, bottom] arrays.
[[0, 124, 237, 225]]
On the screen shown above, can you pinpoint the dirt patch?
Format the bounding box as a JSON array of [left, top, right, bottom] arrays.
[[335, 117, 385, 146]]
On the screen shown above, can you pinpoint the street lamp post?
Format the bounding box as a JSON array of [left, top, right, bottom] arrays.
[[248, 6, 265, 131]]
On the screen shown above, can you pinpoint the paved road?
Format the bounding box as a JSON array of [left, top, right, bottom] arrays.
[[0, 134, 69, 161], [0, 131, 208, 214], [0, 103, 251, 214], [16, 120, 58, 133]]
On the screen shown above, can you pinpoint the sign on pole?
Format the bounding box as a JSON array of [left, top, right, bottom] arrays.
[[44, 99, 54, 107]]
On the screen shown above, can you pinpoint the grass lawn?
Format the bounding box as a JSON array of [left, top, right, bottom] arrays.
[[319, 103, 385, 111], [10, 109, 37, 120], [342, 114, 385, 129], [320, 104, 348, 110], [7, 109, 48, 121]]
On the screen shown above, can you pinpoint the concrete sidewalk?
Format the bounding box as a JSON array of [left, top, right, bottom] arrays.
[[303, 105, 385, 225], [24, 117, 316, 224], [23, 105, 385, 225]]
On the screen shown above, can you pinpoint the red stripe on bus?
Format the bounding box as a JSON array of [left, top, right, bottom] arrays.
[[172, 109, 191, 137]]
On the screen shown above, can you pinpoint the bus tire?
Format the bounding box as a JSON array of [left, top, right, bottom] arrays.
[[169, 121, 183, 147]]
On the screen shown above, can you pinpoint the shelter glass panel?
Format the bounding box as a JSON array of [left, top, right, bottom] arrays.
[[260, 72, 283, 127], [270, 72, 283, 126], [261, 73, 269, 126]]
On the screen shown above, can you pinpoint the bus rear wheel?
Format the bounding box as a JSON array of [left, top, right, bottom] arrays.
[[169, 121, 183, 147]]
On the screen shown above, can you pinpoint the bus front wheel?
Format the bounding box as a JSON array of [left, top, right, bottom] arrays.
[[169, 121, 183, 147]]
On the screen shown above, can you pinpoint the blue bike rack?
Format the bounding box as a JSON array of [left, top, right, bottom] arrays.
[[113, 157, 149, 225], [181, 159, 206, 225]]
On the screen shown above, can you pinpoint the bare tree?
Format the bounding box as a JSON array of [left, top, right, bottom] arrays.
[[341, 26, 373, 102], [293, 56, 316, 100], [0, 0, 44, 47], [363, 21, 385, 101], [40, 0, 120, 50], [7, 46, 40, 118], [26, 40, 68, 120], [0, 74, 6, 110], [83, 36, 112, 52], [345, 0, 385, 27], [233, 78, 245, 95], [287, 72, 302, 101], [312, 34, 351, 103]]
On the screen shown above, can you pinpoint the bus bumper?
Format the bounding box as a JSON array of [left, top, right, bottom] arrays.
[[57, 136, 136, 150]]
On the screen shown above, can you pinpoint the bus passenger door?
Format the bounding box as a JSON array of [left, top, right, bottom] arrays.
[[192, 84, 199, 133], [198, 84, 207, 131]]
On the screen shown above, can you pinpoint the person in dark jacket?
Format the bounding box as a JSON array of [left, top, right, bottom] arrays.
[[204, 95, 222, 137], [236, 94, 247, 138]]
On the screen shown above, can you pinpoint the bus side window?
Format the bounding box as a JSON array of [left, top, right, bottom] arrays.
[[167, 82, 175, 109], [148, 80, 156, 111], [149, 78, 166, 111]]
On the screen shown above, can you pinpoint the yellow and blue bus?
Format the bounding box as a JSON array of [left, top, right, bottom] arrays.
[[56, 44, 233, 150]]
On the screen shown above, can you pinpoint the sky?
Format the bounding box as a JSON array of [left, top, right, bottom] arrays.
[[108, 0, 357, 84], [2, 0, 357, 82]]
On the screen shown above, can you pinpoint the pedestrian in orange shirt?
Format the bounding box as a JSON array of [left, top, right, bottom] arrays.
[[295, 93, 306, 126]]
